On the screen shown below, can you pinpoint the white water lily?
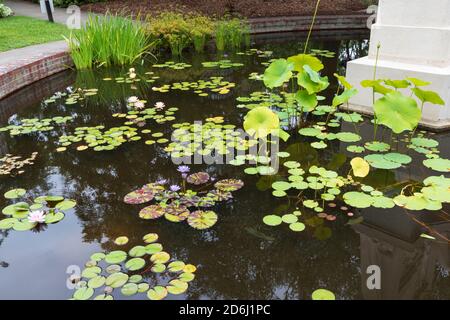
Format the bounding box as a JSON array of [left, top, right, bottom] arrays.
[[28, 210, 46, 223], [127, 96, 139, 104], [129, 68, 135, 73], [129, 72, 137, 79], [135, 101, 145, 110], [154, 102, 165, 110]]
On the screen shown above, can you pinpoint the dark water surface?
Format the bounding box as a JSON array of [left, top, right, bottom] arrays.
[[1, 32, 449, 300]]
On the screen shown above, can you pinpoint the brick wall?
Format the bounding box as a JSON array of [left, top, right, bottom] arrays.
[[0, 52, 73, 100], [249, 14, 370, 34]]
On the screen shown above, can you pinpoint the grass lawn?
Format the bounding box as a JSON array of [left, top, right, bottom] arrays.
[[0, 16, 70, 52]]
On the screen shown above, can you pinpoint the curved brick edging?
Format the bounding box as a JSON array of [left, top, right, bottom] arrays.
[[0, 41, 73, 100], [249, 14, 370, 34]]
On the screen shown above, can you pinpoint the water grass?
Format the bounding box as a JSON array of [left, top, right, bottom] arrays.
[[66, 14, 153, 69]]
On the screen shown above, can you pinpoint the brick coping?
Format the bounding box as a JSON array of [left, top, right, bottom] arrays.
[[0, 41, 73, 100]]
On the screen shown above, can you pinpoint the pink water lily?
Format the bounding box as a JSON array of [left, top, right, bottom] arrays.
[[28, 210, 46, 224]]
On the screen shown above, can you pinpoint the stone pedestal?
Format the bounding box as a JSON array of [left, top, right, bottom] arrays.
[[346, 0, 450, 130]]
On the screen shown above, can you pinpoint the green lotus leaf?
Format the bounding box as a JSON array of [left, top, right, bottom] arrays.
[[167, 279, 188, 295], [44, 212, 65, 224], [121, 283, 138, 296], [423, 158, 450, 172], [312, 289, 336, 300], [365, 141, 390, 152], [383, 153, 412, 165], [289, 222, 306, 232], [151, 263, 166, 273], [343, 191, 374, 208], [298, 65, 330, 94], [361, 79, 392, 95], [332, 88, 358, 108], [272, 181, 291, 191], [94, 294, 114, 300], [4, 188, 26, 199], [263, 59, 294, 88], [104, 250, 127, 264], [374, 92, 421, 133], [105, 272, 129, 288], [411, 137, 439, 148], [88, 276, 106, 289], [364, 154, 400, 170], [295, 90, 318, 111], [412, 87, 445, 105], [336, 132, 361, 143], [281, 214, 298, 224], [125, 257, 146, 271], [147, 286, 168, 300], [129, 245, 147, 257], [0, 218, 17, 230], [263, 215, 282, 226], [114, 236, 129, 246], [372, 196, 395, 209], [55, 199, 76, 211], [150, 251, 170, 264], [168, 261, 186, 272], [287, 54, 324, 72], [145, 243, 163, 255], [81, 266, 101, 278], [143, 233, 159, 244], [73, 287, 94, 300], [13, 220, 37, 231]]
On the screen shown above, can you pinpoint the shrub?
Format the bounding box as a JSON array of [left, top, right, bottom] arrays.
[[0, 3, 13, 18], [66, 14, 154, 69], [145, 12, 214, 56]]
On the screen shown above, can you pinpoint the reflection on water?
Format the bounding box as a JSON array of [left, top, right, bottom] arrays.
[[0, 31, 449, 300]]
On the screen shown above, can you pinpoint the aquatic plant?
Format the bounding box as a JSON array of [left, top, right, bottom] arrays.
[[0, 116, 73, 136], [0, 189, 76, 232], [124, 175, 244, 230], [66, 14, 153, 69], [71, 232, 197, 300], [152, 76, 235, 97], [0, 152, 38, 176], [214, 18, 251, 52]]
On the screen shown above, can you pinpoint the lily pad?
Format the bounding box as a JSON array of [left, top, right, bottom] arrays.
[[187, 210, 218, 229]]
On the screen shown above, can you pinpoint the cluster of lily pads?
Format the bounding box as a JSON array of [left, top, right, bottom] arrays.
[[0, 188, 76, 232], [124, 171, 244, 229], [0, 116, 73, 136], [237, 48, 273, 58], [44, 88, 98, 105], [0, 152, 38, 176], [202, 60, 244, 69], [152, 61, 192, 70], [165, 117, 261, 159], [71, 232, 197, 300], [152, 76, 235, 97]]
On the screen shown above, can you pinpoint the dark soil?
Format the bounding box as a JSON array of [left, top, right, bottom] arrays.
[[82, 0, 370, 18]]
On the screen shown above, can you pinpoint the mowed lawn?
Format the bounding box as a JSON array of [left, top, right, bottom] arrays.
[[0, 16, 70, 52]]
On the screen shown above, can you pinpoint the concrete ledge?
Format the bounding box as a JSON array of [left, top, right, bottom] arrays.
[[249, 14, 370, 34], [0, 41, 73, 100]]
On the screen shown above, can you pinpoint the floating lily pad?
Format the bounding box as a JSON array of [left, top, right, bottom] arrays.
[[186, 172, 210, 185], [139, 205, 165, 220], [312, 289, 336, 300], [187, 210, 218, 229], [124, 189, 154, 204], [263, 215, 282, 226]]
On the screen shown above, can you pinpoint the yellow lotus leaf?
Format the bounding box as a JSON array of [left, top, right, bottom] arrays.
[[350, 157, 370, 178]]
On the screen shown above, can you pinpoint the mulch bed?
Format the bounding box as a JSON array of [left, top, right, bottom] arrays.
[[82, 0, 369, 18]]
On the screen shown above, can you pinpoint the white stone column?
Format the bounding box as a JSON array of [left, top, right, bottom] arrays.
[[346, 0, 450, 130]]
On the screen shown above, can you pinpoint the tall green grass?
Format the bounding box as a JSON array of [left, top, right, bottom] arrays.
[[66, 14, 153, 69], [214, 18, 250, 52]]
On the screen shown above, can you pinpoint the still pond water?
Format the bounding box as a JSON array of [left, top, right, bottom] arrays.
[[0, 32, 449, 300]]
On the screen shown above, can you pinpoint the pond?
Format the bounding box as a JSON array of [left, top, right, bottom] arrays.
[[0, 31, 449, 300]]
